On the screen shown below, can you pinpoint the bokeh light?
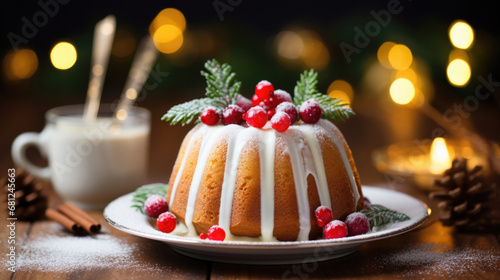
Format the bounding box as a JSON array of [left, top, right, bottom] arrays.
[[449, 20, 474, 49], [150, 8, 186, 35], [447, 59, 471, 87], [276, 31, 304, 59], [274, 29, 330, 70], [153, 24, 184, 54], [388, 44, 413, 70], [327, 80, 354, 107], [390, 78, 415, 105], [50, 42, 77, 70], [3, 49, 38, 80], [377, 41, 396, 69]]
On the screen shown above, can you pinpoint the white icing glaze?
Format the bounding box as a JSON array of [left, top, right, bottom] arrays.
[[171, 120, 360, 241], [317, 120, 360, 207], [169, 126, 205, 207], [184, 125, 226, 236], [259, 128, 276, 241], [282, 129, 311, 241], [218, 125, 253, 238], [300, 124, 332, 209]]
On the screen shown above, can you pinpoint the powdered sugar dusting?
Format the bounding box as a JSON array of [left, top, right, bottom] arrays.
[[375, 243, 500, 278], [14, 232, 161, 273]]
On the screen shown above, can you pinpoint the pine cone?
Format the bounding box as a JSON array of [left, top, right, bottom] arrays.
[[429, 158, 498, 231], [1, 168, 48, 220]]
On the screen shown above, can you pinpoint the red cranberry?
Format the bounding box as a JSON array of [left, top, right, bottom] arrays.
[[255, 80, 274, 100], [245, 106, 268, 128], [207, 225, 225, 241], [157, 212, 176, 233], [271, 89, 292, 107], [144, 195, 169, 218], [345, 212, 370, 236], [271, 111, 291, 132], [237, 94, 252, 112], [267, 109, 276, 120], [200, 107, 220, 126], [323, 220, 348, 239], [276, 102, 298, 123], [222, 105, 245, 125], [315, 206, 333, 228], [251, 94, 261, 107], [299, 99, 322, 124], [199, 233, 207, 240]]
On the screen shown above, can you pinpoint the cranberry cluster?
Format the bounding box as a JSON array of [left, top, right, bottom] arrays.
[[314, 199, 371, 240], [200, 81, 323, 132], [144, 195, 177, 233], [145, 194, 226, 240]]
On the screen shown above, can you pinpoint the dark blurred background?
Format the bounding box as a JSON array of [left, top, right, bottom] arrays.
[[1, 0, 499, 184]]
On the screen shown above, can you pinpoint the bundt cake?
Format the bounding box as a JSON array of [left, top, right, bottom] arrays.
[[163, 60, 363, 241], [166, 120, 362, 241]]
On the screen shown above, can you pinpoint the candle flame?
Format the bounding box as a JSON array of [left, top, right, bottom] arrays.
[[430, 137, 452, 174]]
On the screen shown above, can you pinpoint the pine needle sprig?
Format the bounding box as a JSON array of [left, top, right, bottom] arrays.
[[131, 183, 168, 214], [161, 98, 216, 126], [201, 59, 241, 108], [360, 204, 411, 228], [162, 59, 241, 126], [293, 69, 354, 122]]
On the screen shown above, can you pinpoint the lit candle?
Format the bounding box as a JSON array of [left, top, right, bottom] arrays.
[[429, 137, 452, 174]]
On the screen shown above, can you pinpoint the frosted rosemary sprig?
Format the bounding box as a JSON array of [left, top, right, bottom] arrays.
[[293, 69, 354, 122], [162, 59, 241, 126], [360, 204, 411, 228]]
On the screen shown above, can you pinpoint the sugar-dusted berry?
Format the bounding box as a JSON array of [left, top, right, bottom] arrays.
[[200, 107, 220, 126], [237, 94, 252, 112], [276, 101, 298, 123], [345, 212, 370, 236], [245, 106, 268, 128], [255, 80, 274, 100], [157, 212, 176, 233], [222, 105, 245, 125], [271, 89, 292, 107], [323, 220, 348, 239], [271, 111, 291, 132], [315, 206, 333, 228], [199, 232, 207, 240], [207, 225, 226, 241], [299, 99, 322, 124], [144, 195, 169, 218]]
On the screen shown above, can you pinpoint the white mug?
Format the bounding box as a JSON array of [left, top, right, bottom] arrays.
[[12, 104, 150, 209]]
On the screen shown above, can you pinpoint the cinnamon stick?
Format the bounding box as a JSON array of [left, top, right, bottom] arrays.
[[45, 208, 80, 233], [57, 204, 98, 234], [62, 202, 101, 231]]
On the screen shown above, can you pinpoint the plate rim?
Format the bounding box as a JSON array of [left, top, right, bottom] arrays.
[[104, 185, 430, 250]]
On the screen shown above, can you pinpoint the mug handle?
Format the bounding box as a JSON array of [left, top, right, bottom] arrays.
[[11, 132, 51, 180]]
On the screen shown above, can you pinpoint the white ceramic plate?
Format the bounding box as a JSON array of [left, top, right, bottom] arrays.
[[104, 186, 430, 265]]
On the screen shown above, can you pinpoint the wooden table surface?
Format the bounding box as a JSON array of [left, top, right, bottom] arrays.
[[1, 95, 499, 279]]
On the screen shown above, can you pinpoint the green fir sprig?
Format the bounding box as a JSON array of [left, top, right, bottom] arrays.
[[360, 204, 411, 228], [293, 69, 354, 122], [162, 59, 240, 126], [131, 183, 168, 214]]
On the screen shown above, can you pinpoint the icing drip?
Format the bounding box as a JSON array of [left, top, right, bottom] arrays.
[[300, 125, 332, 209], [259, 128, 276, 241], [317, 120, 360, 208], [282, 129, 311, 241], [169, 126, 205, 207], [218, 126, 252, 237], [184, 125, 226, 236]]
